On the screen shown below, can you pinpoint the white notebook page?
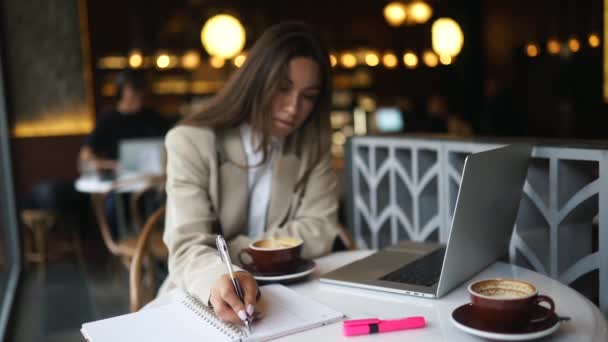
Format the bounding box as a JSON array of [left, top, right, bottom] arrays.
[[82, 301, 228, 341], [81, 284, 344, 342], [246, 284, 344, 341]]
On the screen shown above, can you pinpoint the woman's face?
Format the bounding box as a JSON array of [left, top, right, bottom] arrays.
[[270, 57, 321, 138]]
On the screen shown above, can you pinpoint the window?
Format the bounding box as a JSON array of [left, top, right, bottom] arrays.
[[0, 45, 21, 339]]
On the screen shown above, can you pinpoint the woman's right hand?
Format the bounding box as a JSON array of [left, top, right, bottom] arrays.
[[209, 271, 260, 325]]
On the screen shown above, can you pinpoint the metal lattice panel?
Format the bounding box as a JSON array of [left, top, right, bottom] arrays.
[[350, 138, 442, 249]]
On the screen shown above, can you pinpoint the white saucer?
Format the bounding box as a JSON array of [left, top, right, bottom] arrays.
[[251, 260, 317, 282], [450, 304, 561, 341]]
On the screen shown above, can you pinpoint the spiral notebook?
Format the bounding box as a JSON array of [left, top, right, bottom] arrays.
[[81, 284, 344, 342]]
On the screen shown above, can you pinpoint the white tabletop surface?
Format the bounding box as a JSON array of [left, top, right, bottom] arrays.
[[152, 250, 608, 341], [74, 171, 156, 194]]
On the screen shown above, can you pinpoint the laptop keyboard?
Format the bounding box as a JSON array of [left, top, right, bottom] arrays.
[[379, 247, 446, 287]]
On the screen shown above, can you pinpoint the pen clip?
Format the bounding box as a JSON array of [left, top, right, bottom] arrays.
[[216, 235, 235, 275], [343, 318, 381, 326], [216, 235, 228, 256]]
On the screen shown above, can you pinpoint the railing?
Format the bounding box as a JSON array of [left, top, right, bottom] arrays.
[[345, 135, 607, 315]]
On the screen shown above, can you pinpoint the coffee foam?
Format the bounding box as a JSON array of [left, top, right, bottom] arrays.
[[253, 237, 301, 249], [472, 279, 535, 299], [476, 288, 530, 299]]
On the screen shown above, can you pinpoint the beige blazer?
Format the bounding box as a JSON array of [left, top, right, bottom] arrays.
[[162, 125, 339, 302]]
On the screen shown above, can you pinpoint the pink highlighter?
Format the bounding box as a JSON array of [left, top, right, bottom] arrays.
[[343, 316, 426, 336]]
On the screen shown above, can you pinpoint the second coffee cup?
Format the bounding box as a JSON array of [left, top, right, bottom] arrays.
[[238, 237, 303, 274], [468, 278, 555, 329]]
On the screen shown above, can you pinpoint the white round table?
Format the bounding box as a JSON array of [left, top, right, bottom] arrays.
[[75, 172, 156, 194], [153, 250, 608, 341]]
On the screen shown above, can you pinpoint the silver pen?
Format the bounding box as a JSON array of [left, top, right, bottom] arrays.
[[216, 235, 253, 334]]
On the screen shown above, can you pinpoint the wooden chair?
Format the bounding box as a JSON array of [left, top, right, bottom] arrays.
[[90, 174, 167, 269], [129, 206, 166, 312], [337, 224, 357, 250], [21, 209, 82, 267]]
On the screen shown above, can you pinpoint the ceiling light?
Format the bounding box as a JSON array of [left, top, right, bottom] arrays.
[[201, 14, 246, 59]]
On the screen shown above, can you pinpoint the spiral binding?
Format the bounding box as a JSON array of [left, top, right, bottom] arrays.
[[181, 294, 247, 341]]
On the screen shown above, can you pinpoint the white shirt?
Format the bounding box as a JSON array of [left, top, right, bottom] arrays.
[[240, 124, 282, 238]]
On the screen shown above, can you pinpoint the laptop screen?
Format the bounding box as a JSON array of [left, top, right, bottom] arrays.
[[118, 138, 164, 175]]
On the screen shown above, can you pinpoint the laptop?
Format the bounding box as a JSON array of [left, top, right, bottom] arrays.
[[118, 137, 165, 175], [320, 144, 532, 298]]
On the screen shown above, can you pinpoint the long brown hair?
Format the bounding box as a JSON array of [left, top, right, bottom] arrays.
[[180, 22, 332, 165]]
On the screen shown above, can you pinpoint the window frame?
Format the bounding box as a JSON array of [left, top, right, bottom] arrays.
[[0, 39, 21, 339]]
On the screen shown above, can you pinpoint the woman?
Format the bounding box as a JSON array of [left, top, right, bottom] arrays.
[[162, 22, 339, 326]]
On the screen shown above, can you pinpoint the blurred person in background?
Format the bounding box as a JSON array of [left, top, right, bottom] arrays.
[[423, 93, 472, 136], [393, 96, 414, 133], [78, 70, 174, 175], [479, 77, 522, 137], [424, 93, 449, 133]]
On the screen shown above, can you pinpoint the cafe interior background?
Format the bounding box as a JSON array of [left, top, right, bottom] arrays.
[[0, 0, 606, 340]]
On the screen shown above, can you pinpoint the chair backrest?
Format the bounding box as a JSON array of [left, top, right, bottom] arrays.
[[337, 224, 357, 250], [345, 136, 608, 315], [119, 138, 165, 175], [130, 206, 166, 312]]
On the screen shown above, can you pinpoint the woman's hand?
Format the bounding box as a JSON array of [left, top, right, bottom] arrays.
[[209, 271, 260, 325]]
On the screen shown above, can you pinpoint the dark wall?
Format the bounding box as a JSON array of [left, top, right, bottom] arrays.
[[10, 136, 84, 199], [480, 0, 605, 139]]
